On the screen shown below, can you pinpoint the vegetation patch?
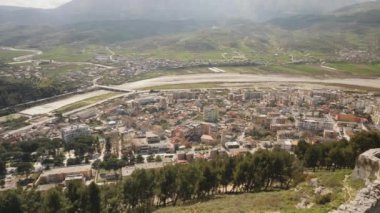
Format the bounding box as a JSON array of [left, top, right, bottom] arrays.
[[0, 115, 29, 131]]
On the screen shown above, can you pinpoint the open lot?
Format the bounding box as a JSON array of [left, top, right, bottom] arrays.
[[20, 90, 111, 116], [56, 92, 120, 113]]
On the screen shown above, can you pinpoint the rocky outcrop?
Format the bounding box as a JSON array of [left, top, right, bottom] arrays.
[[353, 149, 380, 181], [331, 149, 380, 213]]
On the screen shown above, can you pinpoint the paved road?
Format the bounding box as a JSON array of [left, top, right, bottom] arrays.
[[109, 73, 380, 90], [1, 47, 42, 62]]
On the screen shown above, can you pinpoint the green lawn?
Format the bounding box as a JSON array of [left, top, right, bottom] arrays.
[[156, 170, 364, 213]]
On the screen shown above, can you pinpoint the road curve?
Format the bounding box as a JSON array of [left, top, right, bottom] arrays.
[[3, 46, 115, 69], [1, 47, 43, 63]]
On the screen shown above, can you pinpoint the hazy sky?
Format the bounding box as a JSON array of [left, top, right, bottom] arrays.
[[0, 0, 71, 8]]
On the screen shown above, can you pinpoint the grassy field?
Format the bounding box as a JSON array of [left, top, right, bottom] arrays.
[[37, 45, 106, 62], [56, 92, 120, 113], [40, 64, 92, 79], [156, 170, 364, 213], [0, 115, 29, 131], [325, 63, 380, 76], [0, 49, 31, 63]]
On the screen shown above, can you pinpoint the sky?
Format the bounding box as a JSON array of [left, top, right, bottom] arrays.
[[0, 0, 71, 9]]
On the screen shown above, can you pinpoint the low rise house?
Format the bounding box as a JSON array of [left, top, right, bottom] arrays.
[[37, 165, 92, 185], [61, 124, 91, 143]]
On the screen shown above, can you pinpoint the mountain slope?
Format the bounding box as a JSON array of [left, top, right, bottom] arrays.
[[120, 9, 380, 62], [0, 0, 371, 25], [0, 1, 378, 63], [334, 0, 380, 15]]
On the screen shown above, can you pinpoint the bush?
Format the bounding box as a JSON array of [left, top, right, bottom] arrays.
[[67, 158, 81, 166], [315, 193, 332, 205]]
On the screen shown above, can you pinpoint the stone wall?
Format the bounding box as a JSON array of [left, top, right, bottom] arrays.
[[331, 149, 380, 213], [331, 181, 380, 213]]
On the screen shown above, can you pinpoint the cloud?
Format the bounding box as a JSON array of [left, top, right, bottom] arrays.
[[0, 0, 72, 9]]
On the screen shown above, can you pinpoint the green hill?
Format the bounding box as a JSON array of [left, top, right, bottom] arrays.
[[0, 2, 378, 64], [156, 170, 364, 213]]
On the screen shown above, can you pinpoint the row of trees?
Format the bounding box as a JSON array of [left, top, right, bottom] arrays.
[[296, 131, 380, 171], [0, 78, 64, 109], [0, 182, 100, 213], [0, 149, 302, 212]]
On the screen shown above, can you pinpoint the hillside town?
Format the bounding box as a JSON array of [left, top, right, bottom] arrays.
[[1, 85, 380, 191]]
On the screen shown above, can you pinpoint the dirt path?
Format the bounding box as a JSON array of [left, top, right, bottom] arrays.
[[343, 175, 353, 201]]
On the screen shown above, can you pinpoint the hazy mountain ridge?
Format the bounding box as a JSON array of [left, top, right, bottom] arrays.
[[0, 0, 378, 63], [0, 0, 371, 25], [334, 0, 380, 15]]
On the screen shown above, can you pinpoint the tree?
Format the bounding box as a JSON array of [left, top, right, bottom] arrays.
[[304, 145, 321, 171], [220, 157, 235, 193], [177, 164, 201, 203], [105, 138, 112, 153], [16, 162, 33, 175], [0, 160, 6, 178], [88, 182, 101, 213], [351, 131, 380, 156], [123, 169, 155, 210], [66, 136, 96, 158], [123, 176, 140, 209], [198, 164, 219, 197], [100, 157, 126, 171], [155, 155, 163, 162], [67, 158, 81, 166], [101, 184, 120, 213], [0, 191, 23, 213], [44, 188, 69, 213], [22, 190, 43, 213], [65, 182, 87, 213], [92, 159, 101, 170], [147, 155, 155, 163], [155, 166, 178, 206], [295, 140, 310, 160], [136, 155, 144, 164]]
